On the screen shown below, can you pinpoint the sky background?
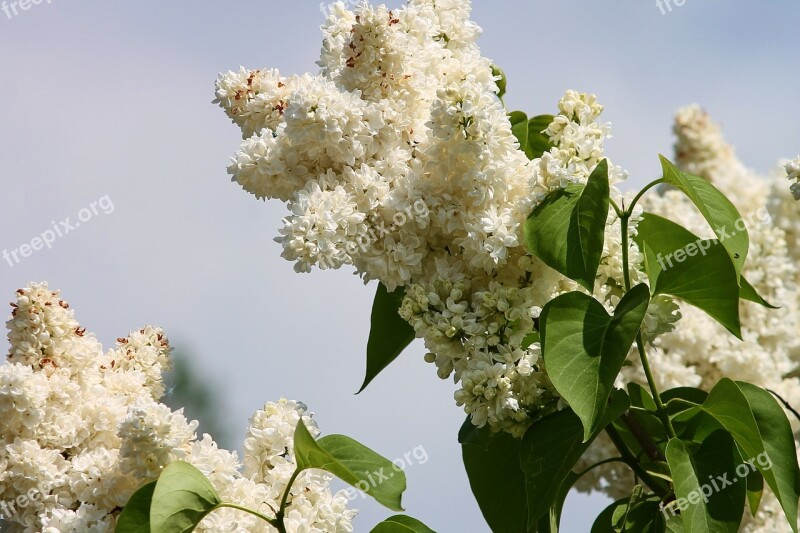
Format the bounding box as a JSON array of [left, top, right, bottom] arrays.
[[1, 1, 799, 531]]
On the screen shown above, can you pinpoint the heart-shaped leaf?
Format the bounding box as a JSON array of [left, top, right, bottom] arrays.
[[592, 494, 668, 532], [510, 111, 529, 150], [370, 515, 436, 533], [525, 159, 610, 291], [746, 469, 765, 516], [521, 390, 630, 528], [457, 416, 495, 451], [359, 284, 415, 393], [540, 284, 650, 439], [636, 213, 743, 337], [699, 379, 800, 531], [294, 419, 406, 511], [150, 462, 222, 533], [462, 430, 528, 533], [665, 431, 745, 532], [116, 481, 156, 533], [526, 115, 555, 160], [659, 156, 749, 280]]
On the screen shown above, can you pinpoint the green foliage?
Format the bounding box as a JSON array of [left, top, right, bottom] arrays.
[[371, 515, 437, 533], [294, 419, 407, 511], [659, 156, 749, 279], [592, 492, 667, 533], [452, 149, 798, 532], [525, 159, 610, 291], [664, 431, 745, 532], [116, 422, 417, 533], [746, 469, 765, 516], [526, 115, 555, 160], [150, 461, 222, 533], [509, 111, 554, 160], [462, 429, 529, 532], [520, 390, 630, 528], [635, 213, 743, 337], [540, 284, 650, 439], [636, 212, 776, 337], [492, 65, 507, 99], [698, 380, 800, 530], [116, 481, 156, 533], [510, 111, 529, 149], [360, 283, 415, 393]]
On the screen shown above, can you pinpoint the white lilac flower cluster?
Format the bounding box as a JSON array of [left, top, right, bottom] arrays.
[[0, 283, 356, 532], [573, 106, 800, 533], [216, 0, 680, 438]]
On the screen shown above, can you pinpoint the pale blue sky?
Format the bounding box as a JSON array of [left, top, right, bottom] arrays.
[[1, 1, 798, 531]]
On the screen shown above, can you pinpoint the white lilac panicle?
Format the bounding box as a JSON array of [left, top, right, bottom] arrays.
[[217, 0, 672, 438], [0, 283, 356, 532]]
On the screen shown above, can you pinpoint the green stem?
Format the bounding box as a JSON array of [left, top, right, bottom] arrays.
[[274, 468, 302, 533], [215, 503, 280, 528], [574, 457, 628, 480], [605, 426, 665, 494], [610, 198, 624, 218], [620, 213, 633, 291], [619, 211, 677, 440], [635, 332, 677, 439], [625, 178, 664, 217]]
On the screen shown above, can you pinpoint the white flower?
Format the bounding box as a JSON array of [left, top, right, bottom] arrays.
[[0, 285, 357, 531]]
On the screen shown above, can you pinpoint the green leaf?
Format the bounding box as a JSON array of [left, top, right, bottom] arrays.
[[746, 469, 764, 516], [740, 277, 778, 308], [635, 213, 742, 337], [521, 330, 540, 349], [116, 481, 155, 533], [359, 284, 415, 393], [510, 111, 529, 150], [700, 379, 800, 531], [526, 115, 555, 160], [462, 430, 527, 532], [536, 471, 579, 533], [661, 387, 709, 406], [659, 155, 749, 280], [662, 388, 710, 440], [521, 390, 630, 527], [615, 385, 668, 460], [737, 382, 800, 529], [525, 159, 610, 291], [591, 497, 627, 533], [628, 383, 658, 411], [150, 462, 222, 533], [492, 65, 506, 99], [592, 495, 667, 533], [665, 431, 745, 532], [637, 212, 774, 311], [370, 515, 436, 533], [294, 419, 406, 511], [540, 284, 650, 439], [457, 416, 494, 451]]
